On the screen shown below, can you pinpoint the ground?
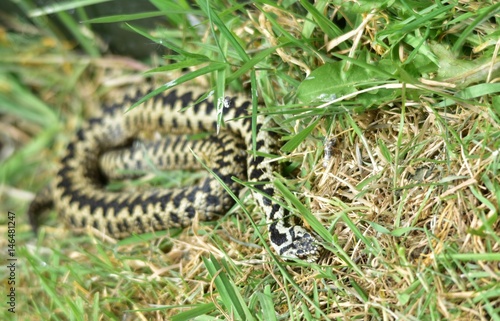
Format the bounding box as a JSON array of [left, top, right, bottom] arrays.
[[0, 1, 499, 320]]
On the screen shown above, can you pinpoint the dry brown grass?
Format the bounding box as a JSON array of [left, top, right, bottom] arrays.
[[1, 1, 499, 320]]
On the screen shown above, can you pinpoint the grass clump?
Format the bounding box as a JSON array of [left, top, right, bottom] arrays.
[[1, 0, 499, 320]]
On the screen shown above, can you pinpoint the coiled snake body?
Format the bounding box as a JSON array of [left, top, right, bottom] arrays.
[[28, 86, 319, 261]]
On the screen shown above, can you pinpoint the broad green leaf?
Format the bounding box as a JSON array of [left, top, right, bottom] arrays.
[[297, 61, 387, 105]]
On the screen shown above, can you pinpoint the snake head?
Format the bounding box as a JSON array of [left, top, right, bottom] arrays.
[[270, 223, 321, 262]]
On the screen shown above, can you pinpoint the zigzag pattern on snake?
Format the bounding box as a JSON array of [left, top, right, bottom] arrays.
[[28, 85, 320, 261]]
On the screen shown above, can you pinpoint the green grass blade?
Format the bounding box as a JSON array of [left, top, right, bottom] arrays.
[[171, 303, 216, 321], [28, 0, 113, 17], [281, 116, 321, 153], [84, 10, 196, 23], [128, 63, 227, 110], [202, 254, 254, 321], [196, 0, 249, 63], [452, 3, 500, 53]]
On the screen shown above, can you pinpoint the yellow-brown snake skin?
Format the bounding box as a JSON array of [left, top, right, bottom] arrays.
[[28, 85, 319, 261]]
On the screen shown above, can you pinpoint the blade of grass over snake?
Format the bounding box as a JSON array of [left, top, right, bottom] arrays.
[[281, 116, 322, 153], [273, 180, 331, 243], [128, 63, 227, 110], [274, 180, 364, 276]]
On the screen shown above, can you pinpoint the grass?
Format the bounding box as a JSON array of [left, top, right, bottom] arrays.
[[1, 0, 499, 320]]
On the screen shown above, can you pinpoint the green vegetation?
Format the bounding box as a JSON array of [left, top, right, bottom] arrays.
[[1, 0, 499, 320]]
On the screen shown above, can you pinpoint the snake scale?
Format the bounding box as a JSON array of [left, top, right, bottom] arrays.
[[28, 85, 319, 261]]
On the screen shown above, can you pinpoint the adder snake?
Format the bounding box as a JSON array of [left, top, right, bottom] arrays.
[[28, 85, 320, 261]]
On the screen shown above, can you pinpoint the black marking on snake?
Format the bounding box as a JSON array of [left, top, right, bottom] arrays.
[[233, 100, 250, 119], [179, 91, 193, 109], [185, 118, 192, 130], [103, 103, 122, 116], [180, 135, 190, 151], [61, 142, 76, 162], [193, 97, 204, 114], [76, 129, 86, 141], [152, 90, 164, 108], [197, 137, 209, 152], [127, 196, 145, 216], [122, 218, 130, 231], [186, 188, 197, 203], [222, 174, 237, 187], [135, 217, 145, 232], [203, 100, 215, 116], [269, 222, 287, 246], [172, 191, 185, 208], [215, 159, 232, 170], [80, 216, 87, 229], [261, 188, 274, 206], [162, 90, 177, 109], [73, 193, 96, 214], [162, 137, 171, 154], [169, 210, 179, 224], [153, 213, 164, 226], [185, 206, 196, 218], [197, 120, 206, 132], [107, 221, 114, 235], [116, 221, 125, 233], [152, 140, 161, 155]]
